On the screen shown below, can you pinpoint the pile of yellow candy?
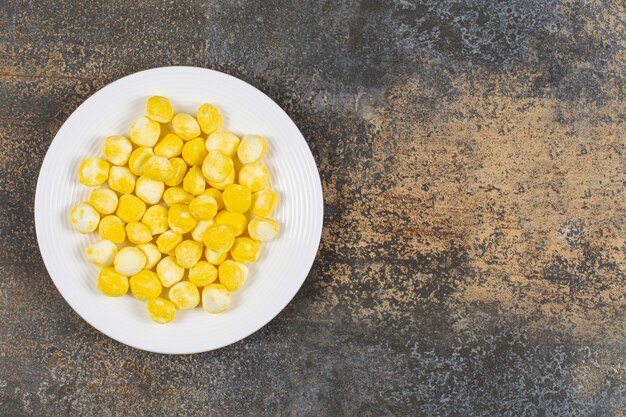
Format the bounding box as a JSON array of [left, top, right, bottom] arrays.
[[70, 96, 279, 324]]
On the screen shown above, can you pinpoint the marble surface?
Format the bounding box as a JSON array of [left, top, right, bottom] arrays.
[[0, 1, 624, 416]]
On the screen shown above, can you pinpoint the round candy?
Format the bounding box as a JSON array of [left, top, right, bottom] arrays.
[[250, 189, 278, 217], [135, 176, 164, 205], [207, 168, 235, 191], [128, 147, 154, 176], [146, 96, 173, 123], [214, 210, 247, 236], [156, 230, 182, 255], [183, 166, 206, 196], [147, 297, 176, 324], [175, 239, 203, 268], [114, 246, 146, 276], [130, 116, 160, 147], [163, 187, 193, 206], [130, 270, 162, 300], [108, 166, 136, 195], [218, 260, 248, 291], [205, 248, 227, 265], [98, 215, 126, 244], [70, 202, 100, 233], [191, 220, 213, 242], [238, 162, 269, 192], [188, 261, 218, 287], [143, 155, 174, 182], [197, 103, 223, 135], [89, 188, 118, 214], [230, 237, 260, 263], [136, 243, 162, 269], [168, 204, 197, 234], [125, 221, 153, 244], [202, 150, 234, 183], [97, 267, 129, 297], [182, 137, 208, 167], [202, 283, 230, 313], [203, 224, 235, 253], [154, 133, 183, 158], [165, 157, 188, 187], [78, 158, 109, 186], [222, 184, 251, 213], [116, 194, 146, 223], [85, 240, 117, 267], [248, 217, 279, 241], [169, 281, 200, 310], [103, 136, 132, 166], [205, 131, 240, 157], [141, 205, 168, 235], [189, 195, 218, 221], [237, 135, 266, 164], [172, 113, 200, 140], [156, 256, 184, 287]]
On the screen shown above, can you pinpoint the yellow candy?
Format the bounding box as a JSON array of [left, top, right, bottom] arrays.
[[237, 135, 266, 164], [238, 162, 269, 192], [248, 217, 279, 241], [154, 133, 183, 158], [108, 166, 136, 195], [175, 239, 203, 268], [135, 176, 164, 205], [97, 267, 129, 297], [188, 261, 218, 287], [183, 166, 206, 196], [203, 224, 235, 253], [182, 137, 208, 166], [169, 281, 200, 310], [163, 187, 193, 206], [143, 155, 174, 182], [165, 157, 188, 187], [202, 150, 234, 183], [202, 188, 224, 210], [130, 116, 160, 147], [103, 136, 132, 166], [197, 103, 223, 135], [116, 194, 146, 223], [114, 246, 146, 276], [222, 184, 251, 213], [192, 220, 213, 242], [147, 297, 176, 323], [99, 215, 126, 244], [156, 255, 184, 287], [85, 240, 117, 267], [202, 283, 230, 313], [250, 189, 278, 217], [230, 237, 260, 263], [205, 248, 227, 265], [189, 195, 218, 221], [130, 270, 162, 300], [205, 131, 240, 157], [137, 243, 162, 269], [215, 210, 247, 236], [172, 113, 200, 140], [218, 260, 248, 291], [141, 205, 168, 235], [146, 96, 174, 123], [168, 204, 197, 234], [128, 147, 154, 176], [125, 221, 153, 244], [89, 188, 118, 214], [70, 202, 100, 233], [156, 230, 182, 255], [78, 158, 109, 186], [207, 167, 235, 190]]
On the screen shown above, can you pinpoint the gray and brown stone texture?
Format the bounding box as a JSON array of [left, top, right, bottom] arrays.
[[0, 1, 624, 416]]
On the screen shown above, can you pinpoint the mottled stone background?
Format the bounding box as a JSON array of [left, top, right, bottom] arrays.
[[1, 1, 625, 416]]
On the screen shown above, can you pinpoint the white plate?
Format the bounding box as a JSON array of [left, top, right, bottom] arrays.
[[35, 66, 323, 354]]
